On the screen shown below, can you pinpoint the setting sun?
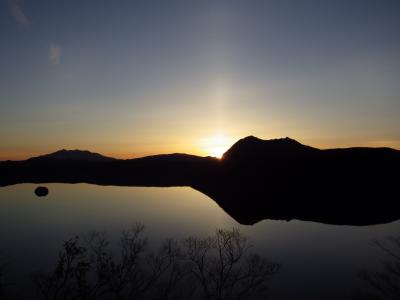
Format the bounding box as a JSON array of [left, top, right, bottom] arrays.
[[210, 146, 226, 159], [200, 134, 235, 158]]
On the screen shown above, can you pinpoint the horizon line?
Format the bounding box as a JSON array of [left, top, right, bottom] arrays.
[[2, 135, 400, 162]]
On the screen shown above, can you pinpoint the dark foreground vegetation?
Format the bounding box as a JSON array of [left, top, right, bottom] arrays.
[[1, 227, 280, 300], [356, 236, 400, 300]]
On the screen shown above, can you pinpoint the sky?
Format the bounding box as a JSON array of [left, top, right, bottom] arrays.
[[1, 0, 400, 160]]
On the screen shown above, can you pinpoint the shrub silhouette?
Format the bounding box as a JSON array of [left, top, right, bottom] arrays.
[[32, 226, 280, 300], [356, 236, 400, 299]]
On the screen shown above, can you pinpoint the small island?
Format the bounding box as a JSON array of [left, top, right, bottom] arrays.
[[34, 186, 49, 197]]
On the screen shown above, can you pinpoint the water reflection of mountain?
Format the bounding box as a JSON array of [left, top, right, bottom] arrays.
[[1, 136, 399, 226]]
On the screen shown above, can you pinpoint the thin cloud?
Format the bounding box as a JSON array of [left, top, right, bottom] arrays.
[[9, 0, 30, 27], [49, 43, 62, 65]]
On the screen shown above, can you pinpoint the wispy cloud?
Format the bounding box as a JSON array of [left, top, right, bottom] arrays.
[[9, 0, 30, 27], [49, 43, 62, 65]]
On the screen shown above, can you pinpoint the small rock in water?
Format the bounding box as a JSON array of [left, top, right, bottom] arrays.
[[34, 186, 49, 197]]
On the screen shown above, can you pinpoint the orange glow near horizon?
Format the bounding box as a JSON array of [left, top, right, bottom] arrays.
[[198, 134, 236, 158], [2, 135, 400, 161]]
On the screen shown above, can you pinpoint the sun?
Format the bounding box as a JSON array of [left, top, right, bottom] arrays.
[[201, 134, 234, 159], [210, 146, 227, 159]]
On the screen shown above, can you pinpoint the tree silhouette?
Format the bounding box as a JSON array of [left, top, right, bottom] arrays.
[[32, 226, 280, 300], [356, 236, 400, 299], [183, 228, 280, 300]]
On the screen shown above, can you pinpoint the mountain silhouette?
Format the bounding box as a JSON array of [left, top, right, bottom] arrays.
[[30, 149, 116, 162], [222, 136, 318, 161], [1, 136, 399, 226]]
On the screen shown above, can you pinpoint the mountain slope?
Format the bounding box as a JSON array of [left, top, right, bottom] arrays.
[[222, 136, 319, 162], [1, 136, 400, 225], [29, 149, 117, 162]]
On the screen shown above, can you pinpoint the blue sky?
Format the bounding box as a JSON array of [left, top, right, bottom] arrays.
[[1, 0, 399, 159]]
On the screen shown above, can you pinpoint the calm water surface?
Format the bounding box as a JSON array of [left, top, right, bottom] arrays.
[[1, 184, 399, 299]]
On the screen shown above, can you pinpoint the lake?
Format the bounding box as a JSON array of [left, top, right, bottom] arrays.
[[0, 183, 399, 299]]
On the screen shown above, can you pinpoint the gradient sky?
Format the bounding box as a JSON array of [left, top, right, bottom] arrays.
[[1, 0, 400, 160]]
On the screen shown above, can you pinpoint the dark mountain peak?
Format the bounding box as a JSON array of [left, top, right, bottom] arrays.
[[29, 149, 116, 162], [230, 135, 302, 147], [134, 153, 214, 162], [222, 136, 318, 161], [240, 135, 261, 142]]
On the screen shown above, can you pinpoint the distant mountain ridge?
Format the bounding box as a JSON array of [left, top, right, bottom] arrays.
[[29, 149, 116, 162], [7, 135, 400, 163], [1, 135, 399, 226]]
